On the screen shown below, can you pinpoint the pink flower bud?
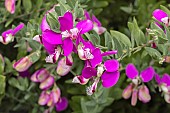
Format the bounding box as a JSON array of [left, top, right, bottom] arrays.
[[39, 76, 55, 90], [51, 87, 61, 104], [13, 56, 32, 72], [56, 55, 73, 76], [5, 0, 16, 14], [164, 93, 170, 103], [72, 75, 89, 85], [56, 97, 68, 112], [122, 83, 133, 99], [138, 85, 151, 103], [31, 69, 50, 82], [131, 89, 138, 106], [38, 91, 50, 106]]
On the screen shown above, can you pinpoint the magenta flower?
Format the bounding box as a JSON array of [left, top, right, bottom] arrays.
[[0, 23, 24, 44], [152, 9, 169, 27], [155, 73, 170, 103], [58, 11, 93, 56], [84, 10, 106, 35], [122, 64, 155, 106], [56, 97, 68, 112], [5, 0, 16, 14]]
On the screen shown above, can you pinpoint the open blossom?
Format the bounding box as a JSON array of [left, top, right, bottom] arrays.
[[152, 9, 169, 27], [122, 64, 155, 106], [5, 0, 16, 14], [155, 73, 170, 103], [40, 11, 93, 56], [84, 10, 106, 35], [0, 23, 24, 44]]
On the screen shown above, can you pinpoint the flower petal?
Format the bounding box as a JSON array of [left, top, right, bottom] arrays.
[[5, 0, 16, 14], [101, 50, 117, 56], [138, 85, 151, 103], [63, 38, 73, 56], [76, 20, 93, 34], [41, 15, 51, 32], [90, 48, 102, 68], [84, 10, 91, 20], [42, 30, 62, 45], [161, 73, 170, 86], [125, 64, 138, 79], [131, 89, 138, 106], [13, 23, 24, 35], [38, 91, 50, 106], [140, 66, 155, 82], [58, 11, 73, 31], [56, 97, 68, 112], [122, 83, 133, 99], [155, 73, 161, 84], [82, 67, 97, 79], [101, 71, 120, 88], [42, 37, 56, 54], [104, 59, 119, 72], [92, 15, 101, 27], [153, 9, 168, 22]]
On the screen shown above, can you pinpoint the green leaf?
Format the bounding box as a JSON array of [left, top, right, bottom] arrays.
[[0, 75, 6, 94], [145, 47, 162, 60], [104, 31, 115, 50], [66, 0, 76, 9], [28, 50, 41, 63], [22, 0, 32, 12], [36, 0, 43, 9], [0, 55, 4, 74], [57, 0, 71, 15], [110, 30, 131, 47]]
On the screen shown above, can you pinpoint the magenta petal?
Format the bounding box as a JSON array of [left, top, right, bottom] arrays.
[[41, 15, 51, 32], [63, 38, 73, 56], [5, 0, 16, 14], [76, 20, 93, 34], [152, 9, 168, 22], [38, 91, 50, 106], [155, 73, 161, 84], [2, 29, 13, 37], [42, 30, 62, 45], [101, 71, 120, 88], [84, 10, 91, 20], [92, 15, 101, 27], [161, 74, 170, 86], [104, 59, 119, 72], [56, 97, 68, 112], [125, 64, 138, 79], [13, 23, 24, 35], [101, 50, 118, 56], [58, 11, 73, 31], [82, 67, 97, 79], [90, 48, 102, 68], [140, 66, 155, 82], [42, 38, 56, 54]]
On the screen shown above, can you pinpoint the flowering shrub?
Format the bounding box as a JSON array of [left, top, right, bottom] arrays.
[[1, 0, 170, 113]]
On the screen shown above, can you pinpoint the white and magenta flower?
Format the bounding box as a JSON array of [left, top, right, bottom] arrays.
[[5, 0, 16, 14], [155, 73, 170, 103], [0, 23, 24, 44], [152, 9, 169, 27], [84, 10, 106, 35], [122, 64, 155, 106]]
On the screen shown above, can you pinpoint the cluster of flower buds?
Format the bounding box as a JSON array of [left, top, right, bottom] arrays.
[[155, 73, 170, 103], [31, 68, 68, 112], [122, 64, 155, 106]]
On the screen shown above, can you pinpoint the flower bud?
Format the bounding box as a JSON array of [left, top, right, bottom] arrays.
[[13, 56, 32, 72], [0, 33, 14, 45], [86, 78, 99, 95], [138, 85, 151, 103], [31, 69, 50, 82], [5, 0, 16, 14], [39, 76, 55, 90], [56, 55, 73, 76], [72, 75, 89, 85], [164, 93, 170, 103], [131, 89, 138, 106], [122, 83, 133, 99], [45, 47, 61, 63], [38, 91, 50, 106]]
